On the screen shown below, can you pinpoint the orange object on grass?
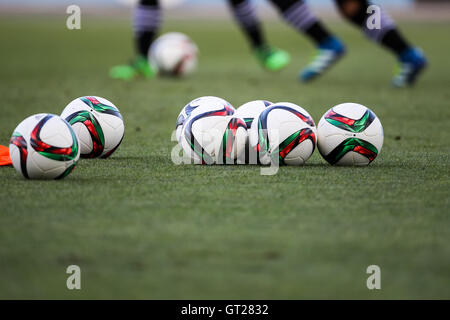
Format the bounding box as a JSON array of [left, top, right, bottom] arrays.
[[0, 145, 12, 166]]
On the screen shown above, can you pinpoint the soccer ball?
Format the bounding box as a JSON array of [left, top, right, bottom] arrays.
[[9, 113, 80, 179], [249, 102, 317, 166], [234, 100, 272, 129], [149, 32, 198, 76], [234, 100, 272, 163], [181, 115, 247, 165], [175, 96, 235, 143], [317, 103, 383, 166], [61, 96, 124, 159], [178, 97, 247, 164]]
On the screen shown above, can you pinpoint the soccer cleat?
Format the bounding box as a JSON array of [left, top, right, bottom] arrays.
[[392, 47, 427, 88], [299, 37, 346, 83], [254, 46, 290, 72], [109, 55, 156, 80]]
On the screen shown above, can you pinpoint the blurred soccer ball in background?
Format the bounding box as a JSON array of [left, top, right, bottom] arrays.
[[149, 32, 198, 77]]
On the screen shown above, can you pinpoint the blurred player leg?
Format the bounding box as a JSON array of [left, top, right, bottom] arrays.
[[270, 0, 346, 82], [109, 0, 160, 80], [228, 0, 290, 71], [335, 0, 427, 87]]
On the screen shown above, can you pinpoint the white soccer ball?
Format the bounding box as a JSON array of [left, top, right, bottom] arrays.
[[178, 97, 247, 164], [235, 100, 272, 129], [9, 113, 80, 179], [175, 96, 235, 143], [61, 96, 124, 159], [234, 100, 272, 163], [317, 103, 383, 166], [149, 32, 198, 76], [249, 102, 317, 166]]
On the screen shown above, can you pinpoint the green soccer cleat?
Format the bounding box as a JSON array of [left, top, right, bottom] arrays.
[[254, 46, 290, 72], [109, 55, 156, 81]]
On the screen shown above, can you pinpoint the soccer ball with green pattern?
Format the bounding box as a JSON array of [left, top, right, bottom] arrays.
[[317, 103, 383, 166], [249, 102, 317, 166], [61, 96, 124, 159], [234, 100, 272, 164], [9, 113, 80, 179]]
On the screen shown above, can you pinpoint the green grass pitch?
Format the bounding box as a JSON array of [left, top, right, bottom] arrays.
[[0, 15, 449, 299]]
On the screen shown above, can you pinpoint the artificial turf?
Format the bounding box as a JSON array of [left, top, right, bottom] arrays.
[[0, 14, 449, 299]]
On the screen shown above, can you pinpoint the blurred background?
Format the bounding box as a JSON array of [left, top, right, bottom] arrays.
[[0, 0, 449, 21]]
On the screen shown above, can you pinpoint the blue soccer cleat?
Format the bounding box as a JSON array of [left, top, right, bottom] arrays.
[[299, 37, 346, 83], [392, 47, 427, 88]]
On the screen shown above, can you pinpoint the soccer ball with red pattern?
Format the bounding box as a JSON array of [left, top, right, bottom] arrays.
[[317, 103, 383, 166], [249, 102, 317, 166], [9, 113, 80, 179], [61, 96, 124, 159], [178, 97, 247, 164]]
